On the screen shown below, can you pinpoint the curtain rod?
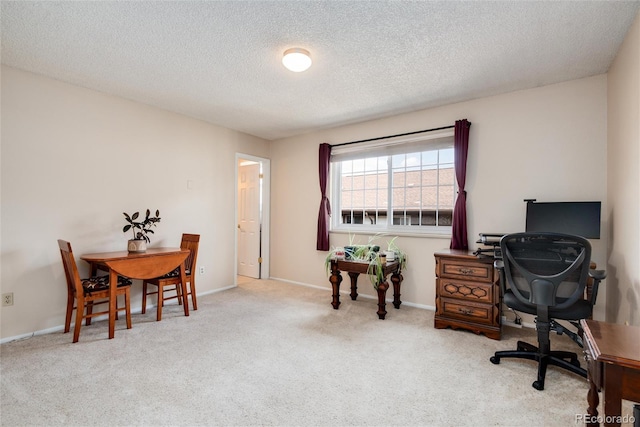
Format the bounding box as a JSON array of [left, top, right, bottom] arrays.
[[330, 124, 462, 148]]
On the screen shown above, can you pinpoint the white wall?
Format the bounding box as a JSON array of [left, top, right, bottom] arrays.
[[0, 66, 270, 340], [1, 64, 624, 340], [270, 75, 609, 319], [607, 11, 640, 326]]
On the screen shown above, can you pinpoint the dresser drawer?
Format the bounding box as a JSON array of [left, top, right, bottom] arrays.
[[437, 278, 494, 304], [434, 250, 501, 340], [438, 297, 496, 326], [439, 259, 494, 283]]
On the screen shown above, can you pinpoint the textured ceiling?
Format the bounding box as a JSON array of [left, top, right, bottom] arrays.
[[2, 1, 639, 140]]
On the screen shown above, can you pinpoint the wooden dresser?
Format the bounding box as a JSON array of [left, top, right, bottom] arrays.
[[434, 249, 501, 340]]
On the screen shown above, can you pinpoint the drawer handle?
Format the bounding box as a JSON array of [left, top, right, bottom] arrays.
[[458, 268, 474, 275], [458, 308, 474, 315]]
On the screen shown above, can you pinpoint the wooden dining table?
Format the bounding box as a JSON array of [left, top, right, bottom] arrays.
[[80, 247, 190, 339]]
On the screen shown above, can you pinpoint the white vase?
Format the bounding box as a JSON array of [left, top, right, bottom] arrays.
[[384, 250, 395, 261], [128, 239, 147, 253]]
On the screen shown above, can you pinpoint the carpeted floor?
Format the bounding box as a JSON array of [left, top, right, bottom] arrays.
[[0, 278, 634, 426]]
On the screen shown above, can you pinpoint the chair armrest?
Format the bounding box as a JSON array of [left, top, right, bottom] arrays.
[[589, 269, 606, 281], [588, 269, 607, 306]]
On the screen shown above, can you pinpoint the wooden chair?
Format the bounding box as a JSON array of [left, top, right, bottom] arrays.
[[57, 240, 132, 343], [142, 233, 200, 321]]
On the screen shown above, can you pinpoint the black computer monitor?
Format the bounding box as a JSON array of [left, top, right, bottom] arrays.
[[525, 201, 601, 239]]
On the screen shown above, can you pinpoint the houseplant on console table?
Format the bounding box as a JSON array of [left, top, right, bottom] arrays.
[[122, 209, 161, 253], [325, 234, 407, 319], [325, 235, 407, 285]]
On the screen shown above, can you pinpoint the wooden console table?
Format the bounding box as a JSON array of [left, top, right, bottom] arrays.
[[329, 259, 403, 319], [582, 319, 640, 426]]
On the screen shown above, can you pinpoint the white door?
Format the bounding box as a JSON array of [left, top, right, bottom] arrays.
[[237, 162, 261, 278]]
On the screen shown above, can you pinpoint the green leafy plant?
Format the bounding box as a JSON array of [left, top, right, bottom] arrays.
[[324, 246, 342, 278], [123, 209, 161, 244], [324, 234, 406, 290], [366, 253, 386, 288], [386, 236, 407, 270]]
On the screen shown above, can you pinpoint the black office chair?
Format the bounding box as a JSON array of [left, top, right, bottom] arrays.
[[489, 232, 606, 390]]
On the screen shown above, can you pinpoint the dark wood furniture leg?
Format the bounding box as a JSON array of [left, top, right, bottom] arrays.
[[330, 260, 342, 309], [87, 263, 99, 326], [586, 371, 600, 427], [108, 269, 117, 339], [391, 272, 402, 309], [604, 364, 624, 427], [348, 272, 359, 300], [376, 280, 389, 319], [179, 261, 189, 316]]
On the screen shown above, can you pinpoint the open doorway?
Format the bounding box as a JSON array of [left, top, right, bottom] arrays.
[[235, 154, 270, 282]]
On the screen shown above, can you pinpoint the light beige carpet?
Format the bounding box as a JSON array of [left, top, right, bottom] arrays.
[[0, 278, 634, 426]]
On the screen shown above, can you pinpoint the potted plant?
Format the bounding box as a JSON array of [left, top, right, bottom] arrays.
[[342, 232, 358, 260], [123, 209, 161, 253], [325, 234, 406, 289], [366, 237, 407, 288], [325, 233, 371, 276], [385, 236, 407, 270]]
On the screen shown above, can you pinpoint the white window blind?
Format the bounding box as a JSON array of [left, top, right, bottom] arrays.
[[330, 129, 454, 162]]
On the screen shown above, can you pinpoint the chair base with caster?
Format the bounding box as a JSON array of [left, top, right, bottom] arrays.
[[490, 340, 585, 390]]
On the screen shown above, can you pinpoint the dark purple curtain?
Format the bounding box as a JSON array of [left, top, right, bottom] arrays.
[[450, 119, 471, 250], [316, 143, 332, 250]]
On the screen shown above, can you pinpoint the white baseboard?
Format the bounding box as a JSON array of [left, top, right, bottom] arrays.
[[0, 285, 236, 345], [268, 276, 436, 311], [0, 324, 67, 345]]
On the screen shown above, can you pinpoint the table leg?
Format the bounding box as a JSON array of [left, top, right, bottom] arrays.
[[90, 262, 98, 277], [348, 272, 359, 300], [330, 261, 342, 309], [391, 272, 403, 309], [377, 280, 389, 319], [86, 262, 98, 326], [108, 269, 117, 339], [180, 261, 190, 316], [603, 364, 623, 427], [586, 371, 599, 427]]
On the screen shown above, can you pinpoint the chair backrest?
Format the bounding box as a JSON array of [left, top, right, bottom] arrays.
[[500, 232, 591, 310], [180, 234, 200, 274], [58, 239, 83, 298]]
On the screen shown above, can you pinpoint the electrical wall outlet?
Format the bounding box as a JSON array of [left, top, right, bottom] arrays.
[[501, 316, 522, 329], [199, 266, 205, 275], [2, 293, 14, 306]]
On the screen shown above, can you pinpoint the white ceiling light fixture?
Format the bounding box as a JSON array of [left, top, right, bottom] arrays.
[[282, 48, 312, 72]]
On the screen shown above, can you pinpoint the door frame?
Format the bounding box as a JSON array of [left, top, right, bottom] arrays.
[[235, 153, 270, 283]]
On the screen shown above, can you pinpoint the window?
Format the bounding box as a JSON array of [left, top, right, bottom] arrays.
[[331, 131, 455, 233]]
